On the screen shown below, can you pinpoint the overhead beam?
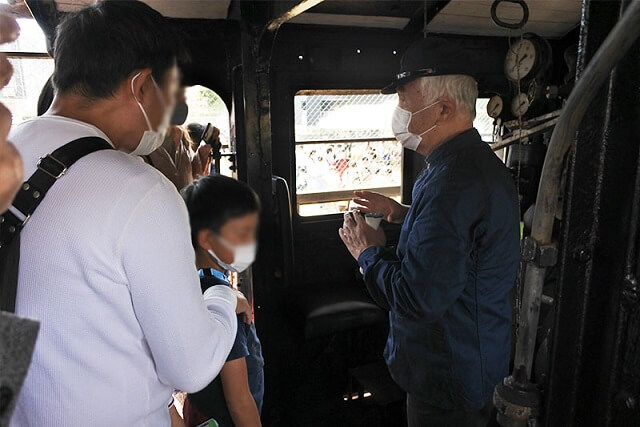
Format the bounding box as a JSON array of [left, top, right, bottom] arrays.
[[0, 1, 32, 19], [403, 0, 451, 35], [266, 0, 324, 31]]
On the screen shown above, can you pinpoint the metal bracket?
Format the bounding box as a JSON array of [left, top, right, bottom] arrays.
[[493, 366, 540, 427], [37, 154, 67, 179], [522, 236, 558, 268]]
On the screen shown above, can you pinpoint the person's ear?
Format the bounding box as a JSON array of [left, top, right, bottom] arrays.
[[196, 229, 215, 252], [129, 68, 153, 104], [437, 99, 454, 122]]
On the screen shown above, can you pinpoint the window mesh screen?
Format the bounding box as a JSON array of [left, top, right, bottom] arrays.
[[1, 58, 54, 126], [295, 92, 398, 142]]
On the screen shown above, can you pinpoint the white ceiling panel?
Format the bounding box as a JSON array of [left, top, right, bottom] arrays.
[[427, 0, 582, 38], [55, 0, 231, 19], [53, 0, 581, 37]]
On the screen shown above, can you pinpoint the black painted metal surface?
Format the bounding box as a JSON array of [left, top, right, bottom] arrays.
[[24, 0, 58, 55], [545, 0, 640, 425]]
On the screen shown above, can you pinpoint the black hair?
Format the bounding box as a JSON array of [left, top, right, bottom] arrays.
[[181, 175, 261, 247], [187, 123, 205, 145], [52, 0, 183, 98], [37, 75, 54, 116]]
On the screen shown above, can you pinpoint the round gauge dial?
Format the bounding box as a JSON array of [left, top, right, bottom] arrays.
[[511, 92, 530, 117], [487, 95, 504, 119], [505, 38, 537, 81]]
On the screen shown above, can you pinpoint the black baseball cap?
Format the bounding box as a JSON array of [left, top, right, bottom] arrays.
[[381, 37, 472, 94]]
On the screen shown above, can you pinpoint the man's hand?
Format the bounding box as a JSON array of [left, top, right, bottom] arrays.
[[339, 210, 386, 260], [234, 289, 253, 325], [0, 130, 23, 212], [191, 143, 212, 177], [173, 128, 194, 189], [353, 190, 409, 224], [0, 14, 22, 212]]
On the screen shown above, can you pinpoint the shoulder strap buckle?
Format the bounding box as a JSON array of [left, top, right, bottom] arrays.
[[37, 154, 68, 179]]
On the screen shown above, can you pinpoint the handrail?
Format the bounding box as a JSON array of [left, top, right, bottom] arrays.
[[296, 137, 397, 146], [297, 186, 401, 205], [1, 52, 50, 58]]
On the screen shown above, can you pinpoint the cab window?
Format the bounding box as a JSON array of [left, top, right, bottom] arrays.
[[475, 98, 505, 160], [475, 99, 493, 141], [294, 90, 402, 216], [0, 18, 53, 127], [184, 85, 234, 177]]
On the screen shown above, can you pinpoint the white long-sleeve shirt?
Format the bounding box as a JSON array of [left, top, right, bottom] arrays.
[[9, 115, 238, 426]]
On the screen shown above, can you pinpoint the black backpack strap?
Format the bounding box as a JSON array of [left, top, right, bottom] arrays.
[[0, 136, 112, 246], [0, 136, 112, 312]]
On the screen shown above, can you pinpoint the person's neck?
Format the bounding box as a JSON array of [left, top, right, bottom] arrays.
[[195, 249, 225, 273], [417, 121, 473, 158], [48, 94, 137, 151]]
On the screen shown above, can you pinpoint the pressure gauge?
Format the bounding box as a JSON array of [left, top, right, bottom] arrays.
[[511, 92, 530, 117], [505, 38, 537, 81], [487, 95, 504, 119], [504, 34, 552, 83]]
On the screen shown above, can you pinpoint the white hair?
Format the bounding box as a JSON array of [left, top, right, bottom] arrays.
[[419, 75, 478, 120]]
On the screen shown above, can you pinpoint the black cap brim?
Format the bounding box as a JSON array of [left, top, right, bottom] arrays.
[[380, 76, 418, 94], [381, 82, 397, 95], [380, 69, 440, 95]]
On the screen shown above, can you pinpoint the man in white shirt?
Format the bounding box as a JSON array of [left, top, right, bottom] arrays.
[[8, 2, 250, 425]]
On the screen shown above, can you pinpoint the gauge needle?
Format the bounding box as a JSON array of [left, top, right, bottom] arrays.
[[491, 106, 500, 115], [511, 54, 529, 72]]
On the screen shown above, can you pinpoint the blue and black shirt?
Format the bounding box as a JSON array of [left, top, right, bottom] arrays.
[[358, 128, 520, 410], [187, 269, 264, 426]]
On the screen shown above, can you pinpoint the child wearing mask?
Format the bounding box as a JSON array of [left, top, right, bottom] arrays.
[[180, 175, 264, 427]]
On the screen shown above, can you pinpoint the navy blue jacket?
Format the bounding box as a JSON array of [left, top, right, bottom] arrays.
[[358, 128, 520, 410]]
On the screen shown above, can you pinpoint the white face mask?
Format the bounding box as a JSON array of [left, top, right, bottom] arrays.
[[130, 72, 173, 156], [208, 235, 257, 273], [391, 100, 439, 151]]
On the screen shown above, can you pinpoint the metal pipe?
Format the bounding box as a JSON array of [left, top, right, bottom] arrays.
[[513, 0, 640, 378], [491, 117, 558, 151]]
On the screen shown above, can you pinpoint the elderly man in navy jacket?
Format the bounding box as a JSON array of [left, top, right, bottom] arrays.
[[339, 38, 520, 427]]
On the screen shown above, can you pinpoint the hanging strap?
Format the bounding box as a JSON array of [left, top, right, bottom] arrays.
[[0, 136, 113, 312]]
